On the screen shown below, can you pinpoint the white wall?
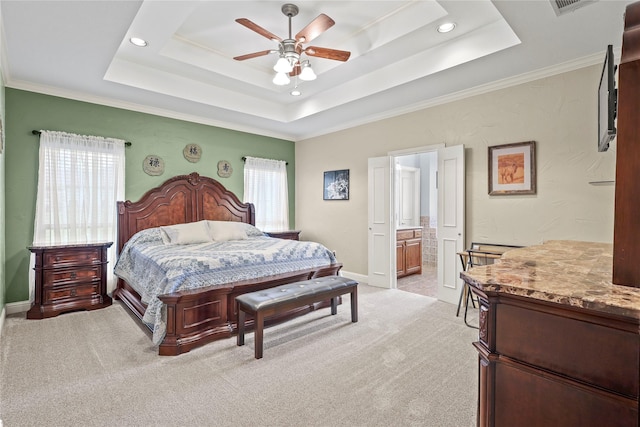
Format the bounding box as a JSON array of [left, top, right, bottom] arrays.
[[295, 65, 616, 277]]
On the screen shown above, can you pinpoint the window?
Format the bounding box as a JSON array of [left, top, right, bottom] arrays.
[[32, 131, 126, 289], [243, 156, 289, 232]]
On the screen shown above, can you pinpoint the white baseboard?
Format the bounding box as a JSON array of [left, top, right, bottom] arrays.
[[6, 300, 30, 315], [0, 306, 5, 348], [340, 270, 368, 284]]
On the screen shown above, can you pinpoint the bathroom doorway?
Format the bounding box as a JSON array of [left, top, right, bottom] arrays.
[[394, 151, 438, 297]]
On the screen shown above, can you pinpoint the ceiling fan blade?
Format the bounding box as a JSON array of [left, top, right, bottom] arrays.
[[295, 14, 335, 43], [233, 50, 273, 61], [304, 46, 351, 62], [236, 18, 282, 42]]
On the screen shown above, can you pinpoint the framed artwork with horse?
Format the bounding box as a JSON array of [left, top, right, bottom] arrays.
[[488, 141, 536, 195]]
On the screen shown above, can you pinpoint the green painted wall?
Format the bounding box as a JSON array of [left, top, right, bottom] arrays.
[[5, 88, 295, 303], [0, 72, 5, 312]]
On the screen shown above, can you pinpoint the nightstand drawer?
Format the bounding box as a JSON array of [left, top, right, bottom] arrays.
[[44, 248, 102, 268], [44, 284, 99, 303], [265, 230, 301, 240], [43, 266, 101, 287]]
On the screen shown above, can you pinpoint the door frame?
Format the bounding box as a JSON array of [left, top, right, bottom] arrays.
[[368, 144, 465, 299]]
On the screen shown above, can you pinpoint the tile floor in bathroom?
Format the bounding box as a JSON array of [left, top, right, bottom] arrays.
[[396, 263, 437, 298]]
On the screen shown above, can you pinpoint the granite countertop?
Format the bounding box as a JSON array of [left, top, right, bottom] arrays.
[[461, 240, 640, 319]]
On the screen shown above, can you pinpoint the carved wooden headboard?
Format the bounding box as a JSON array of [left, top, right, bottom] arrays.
[[117, 172, 255, 253]]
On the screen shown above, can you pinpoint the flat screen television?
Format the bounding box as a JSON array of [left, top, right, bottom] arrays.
[[598, 44, 617, 152]]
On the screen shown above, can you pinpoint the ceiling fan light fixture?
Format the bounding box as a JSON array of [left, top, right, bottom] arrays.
[[274, 56, 294, 73], [299, 61, 317, 81], [291, 89, 302, 96], [235, 3, 351, 90], [273, 72, 291, 86]]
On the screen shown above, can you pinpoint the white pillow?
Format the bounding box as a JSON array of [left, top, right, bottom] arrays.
[[207, 221, 249, 242], [160, 221, 212, 245]]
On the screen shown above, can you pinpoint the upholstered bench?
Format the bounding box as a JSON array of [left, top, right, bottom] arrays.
[[236, 276, 358, 359]]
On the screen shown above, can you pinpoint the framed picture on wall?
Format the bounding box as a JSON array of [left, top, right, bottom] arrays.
[[323, 169, 350, 200], [488, 141, 536, 195]]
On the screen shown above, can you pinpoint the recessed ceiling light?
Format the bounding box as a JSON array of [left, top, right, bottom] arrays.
[[129, 37, 148, 47], [437, 22, 456, 33], [291, 89, 301, 96]]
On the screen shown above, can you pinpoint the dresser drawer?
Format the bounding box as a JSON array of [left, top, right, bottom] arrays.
[[43, 248, 102, 268], [44, 283, 100, 303], [496, 302, 639, 398], [43, 265, 101, 287]]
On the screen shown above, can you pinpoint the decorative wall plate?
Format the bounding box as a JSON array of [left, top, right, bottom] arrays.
[[217, 160, 233, 178], [183, 143, 202, 163], [143, 155, 165, 176]]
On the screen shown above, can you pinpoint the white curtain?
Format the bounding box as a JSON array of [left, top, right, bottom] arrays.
[[31, 130, 126, 295], [243, 156, 289, 232]]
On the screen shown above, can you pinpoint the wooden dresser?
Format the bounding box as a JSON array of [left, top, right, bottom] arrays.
[[27, 242, 113, 319], [462, 241, 640, 427], [396, 227, 422, 278]]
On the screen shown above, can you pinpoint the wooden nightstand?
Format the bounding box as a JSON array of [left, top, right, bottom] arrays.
[[27, 242, 113, 319], [265, 230, 301, 240]]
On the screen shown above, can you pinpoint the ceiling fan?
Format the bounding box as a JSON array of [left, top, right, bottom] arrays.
[[233, 3, 351, 85]]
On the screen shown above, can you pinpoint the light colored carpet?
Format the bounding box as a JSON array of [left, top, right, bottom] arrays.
[[0, 284, 478, 427]]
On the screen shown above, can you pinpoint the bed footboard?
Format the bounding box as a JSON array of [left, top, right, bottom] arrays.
[[153, 264, 343, 356]]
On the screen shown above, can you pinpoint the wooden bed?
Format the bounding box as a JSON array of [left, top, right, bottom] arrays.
[[113, 172, 342, 356]]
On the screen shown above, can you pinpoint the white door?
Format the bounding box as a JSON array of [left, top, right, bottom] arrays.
[[437, 145, 465, 304], [397, 166, 420, 227], [367, 156, 395, 289]]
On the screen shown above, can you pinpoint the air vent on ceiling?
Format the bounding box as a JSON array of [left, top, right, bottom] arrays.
[[550, 0, 597, 16]]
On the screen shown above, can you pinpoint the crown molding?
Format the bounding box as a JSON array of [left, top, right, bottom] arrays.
[[4, 79, 294, 142], [5, 52, 604, 143], [295, 53, 605, 141]]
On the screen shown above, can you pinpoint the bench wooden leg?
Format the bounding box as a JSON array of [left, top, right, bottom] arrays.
[[331, 297, 338, 315], [237, 308, 246, 346], [350, 287, 358, 322], [255, 311, 264, 359]]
